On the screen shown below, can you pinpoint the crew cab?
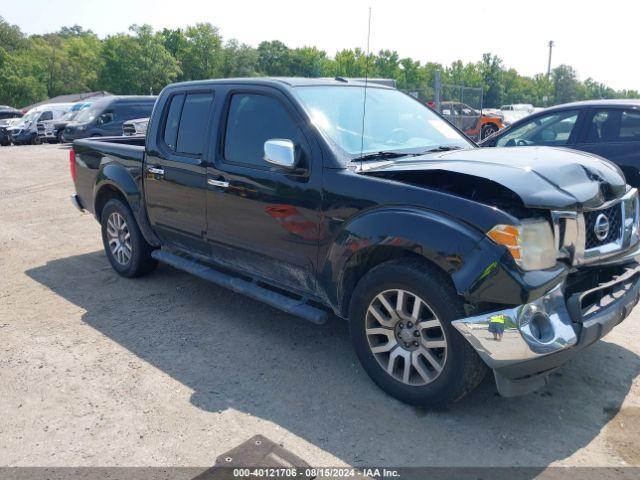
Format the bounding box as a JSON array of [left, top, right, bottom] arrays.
[[70, 78, 640, 406]]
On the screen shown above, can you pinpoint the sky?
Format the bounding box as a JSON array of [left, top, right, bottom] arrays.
[[3, 0, 640, 91]]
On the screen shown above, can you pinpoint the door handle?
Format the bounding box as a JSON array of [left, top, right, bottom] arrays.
[[207, 178, 229, 188], [147, 167, 164, 175]]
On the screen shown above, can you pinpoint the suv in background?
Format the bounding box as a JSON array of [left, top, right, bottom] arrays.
[[62, 96, 156, 141]]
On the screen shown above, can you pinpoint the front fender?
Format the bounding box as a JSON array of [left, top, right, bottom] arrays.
[[322, 207, 486, 314], [321, 207, 567, 316]]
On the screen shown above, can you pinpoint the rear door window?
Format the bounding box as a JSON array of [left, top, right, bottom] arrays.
[[162, 92, 214, 156], [163, 94, 184, 151], [176, 93, 215, 155], [584, 109, 640, 143]]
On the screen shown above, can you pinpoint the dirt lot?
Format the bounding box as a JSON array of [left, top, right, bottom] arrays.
[[1, 144, 639, 469]]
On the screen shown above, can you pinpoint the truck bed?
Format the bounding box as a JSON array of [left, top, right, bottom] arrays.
[[72, 136, 147, 216]]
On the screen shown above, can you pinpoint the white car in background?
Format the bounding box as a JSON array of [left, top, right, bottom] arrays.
[[500, 104, 535, 126]]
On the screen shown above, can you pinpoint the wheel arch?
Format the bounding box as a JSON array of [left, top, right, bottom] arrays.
[[94, 165, 160, 246], [323, 207, 485, 317]]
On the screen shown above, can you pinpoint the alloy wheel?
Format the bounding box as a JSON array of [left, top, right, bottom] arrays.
[[106, 212, 133, 265], [366, 289, 448, 386]]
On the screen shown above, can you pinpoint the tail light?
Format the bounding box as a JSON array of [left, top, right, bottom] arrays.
[[69, 148, 77, 183]]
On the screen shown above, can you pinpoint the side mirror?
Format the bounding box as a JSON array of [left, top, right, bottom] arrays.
[[264, 139, 297, 169]]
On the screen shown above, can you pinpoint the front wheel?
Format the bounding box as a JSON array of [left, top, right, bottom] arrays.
[[481, 123, 499, 140], [349, 259, 487, 407], [100, 198, 157, 278]]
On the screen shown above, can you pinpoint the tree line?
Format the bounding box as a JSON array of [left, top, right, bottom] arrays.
[[1, 16, 638, 109]]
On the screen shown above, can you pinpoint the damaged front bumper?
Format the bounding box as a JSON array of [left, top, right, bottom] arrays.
[[453, 262, 640, 397]]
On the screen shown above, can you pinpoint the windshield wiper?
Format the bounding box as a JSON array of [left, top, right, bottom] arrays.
[[352, 151, 412, 162], [420, 145, 464, 153]]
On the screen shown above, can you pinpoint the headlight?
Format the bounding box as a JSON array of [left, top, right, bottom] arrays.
[[487, 219, 556, 270], [78, 125, 86, 131]]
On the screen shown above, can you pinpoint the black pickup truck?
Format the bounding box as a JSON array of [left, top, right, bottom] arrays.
[[70, 78, 640, 406]]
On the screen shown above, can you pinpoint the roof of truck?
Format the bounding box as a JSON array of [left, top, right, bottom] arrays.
[[166, 77, 395, 89]]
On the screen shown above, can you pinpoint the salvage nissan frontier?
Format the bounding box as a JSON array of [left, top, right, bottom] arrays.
[[70, 77, 640, 406]]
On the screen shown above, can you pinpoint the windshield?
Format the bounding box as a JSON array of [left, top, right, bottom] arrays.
[[294, 86, 472, 158], [60, 110, 79, 121], [19, 111, 38, 124], [74, 106, 100, 123]]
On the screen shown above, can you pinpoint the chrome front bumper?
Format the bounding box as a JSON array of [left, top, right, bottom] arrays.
[[453, 263, 640, 396]]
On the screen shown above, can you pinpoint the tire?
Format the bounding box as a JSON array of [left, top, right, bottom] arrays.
[[56, 131, 63, 144], [481, 123, 499, 140], [100, 198, 158, 278], [349, 258, 487, 407]]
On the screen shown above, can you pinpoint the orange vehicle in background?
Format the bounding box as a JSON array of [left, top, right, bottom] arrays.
[[428, 101, 504, 141]]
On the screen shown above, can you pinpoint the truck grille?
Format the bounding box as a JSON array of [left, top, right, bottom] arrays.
[[123, 123, 137, 136], [584, 204, 622, 250], [37, 123, 45, 134]]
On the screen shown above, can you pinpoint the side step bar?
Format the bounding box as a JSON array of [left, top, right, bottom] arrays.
[[151, 250, 328, 325]]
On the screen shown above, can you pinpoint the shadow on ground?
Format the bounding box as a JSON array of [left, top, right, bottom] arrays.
[[26, 251, 640, 468]]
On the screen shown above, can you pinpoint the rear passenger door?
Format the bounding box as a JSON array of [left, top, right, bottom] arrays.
[[144, 90, 215, 253], [205, 86, 322, 293], [576, 107, 640, 187]]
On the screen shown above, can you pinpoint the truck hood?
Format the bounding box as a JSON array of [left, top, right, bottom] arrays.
[[361, 146, 627, 210]]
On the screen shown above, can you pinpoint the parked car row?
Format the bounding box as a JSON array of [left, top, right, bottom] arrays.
[[0, 95, 156, 146]]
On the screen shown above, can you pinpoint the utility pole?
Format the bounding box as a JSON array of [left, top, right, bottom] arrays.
[[546, 40, 554, 79], [544, 40, 554, 107]]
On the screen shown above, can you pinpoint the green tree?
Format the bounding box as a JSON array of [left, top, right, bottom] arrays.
[[374, 49, 400, 80], [0, 48, 47, 106], [98, 33, 141, 94], [478, 53, 503, 107], [179, 23, 222, 80], [0, 16, 25, 52], [332, 48, 369, 77], [552, 64, 583, 104], [257, 40, 291, 76], [288, 46, 329, 77], [130, 25, 181, 93], [221, 40, 258, 77]]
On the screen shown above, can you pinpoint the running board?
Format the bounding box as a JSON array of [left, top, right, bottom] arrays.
[[151, 250, 328, 325]]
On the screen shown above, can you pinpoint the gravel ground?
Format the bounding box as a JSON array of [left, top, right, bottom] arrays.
[[0, 144, 639, 469]]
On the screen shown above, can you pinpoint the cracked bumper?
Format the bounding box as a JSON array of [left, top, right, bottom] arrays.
[[453, 263, 640, 396]]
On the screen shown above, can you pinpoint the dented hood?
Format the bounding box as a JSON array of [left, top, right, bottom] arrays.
[[362, 146, 627, 210]]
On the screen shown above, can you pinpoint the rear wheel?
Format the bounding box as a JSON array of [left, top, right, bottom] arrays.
[[349, 258, 487, 407], [100, 198, 157, 278]]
